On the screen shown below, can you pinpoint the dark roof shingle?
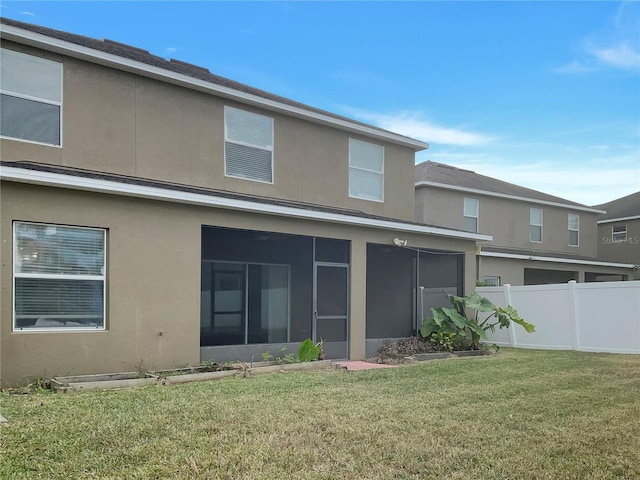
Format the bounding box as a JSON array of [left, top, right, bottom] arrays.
[[415, 161, 590, 208], [592, 191, 640, 220]]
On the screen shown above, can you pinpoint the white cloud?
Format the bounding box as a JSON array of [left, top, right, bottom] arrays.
[[20, 11, 35, 17], [553, 60, 594, 74], [166, 47, 179, 54], [557, 2, 640, 73], [340, 107, 496, 147], [427, 157, 639, 206], [588, 42, 640, 70]]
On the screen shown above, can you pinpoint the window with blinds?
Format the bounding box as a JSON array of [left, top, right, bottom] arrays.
[[463, 198, 479, 233], [530, 207, 543, 243], [349, 138, 384, 202], [224, 106, 274, 183], [13, 222, 106, 331], [568, 214, 579, 247], [0, 48, 62, 146]]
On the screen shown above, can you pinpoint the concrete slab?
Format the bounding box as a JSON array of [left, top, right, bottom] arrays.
[[334, 361, 399, 371]]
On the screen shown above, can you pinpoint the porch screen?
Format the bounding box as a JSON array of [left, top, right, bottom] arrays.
[[201, 262, 289, 346]]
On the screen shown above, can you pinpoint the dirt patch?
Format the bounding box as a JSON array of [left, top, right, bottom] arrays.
[[369, 337, 440, 364]]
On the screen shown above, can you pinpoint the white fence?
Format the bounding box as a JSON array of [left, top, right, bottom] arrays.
[[477, 281, 640, 354]]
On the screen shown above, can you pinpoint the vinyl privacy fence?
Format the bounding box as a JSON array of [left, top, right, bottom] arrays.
[[477, 281, 640, 354]]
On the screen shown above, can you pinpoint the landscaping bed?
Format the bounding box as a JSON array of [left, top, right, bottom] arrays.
[[50, 360, 334, 393], [369, 336, 492, 364]]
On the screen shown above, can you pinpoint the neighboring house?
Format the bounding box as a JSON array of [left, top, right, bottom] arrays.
[[0, 19, 490, 386], [593, 192, 640, 280], [415, 161, 635, 286]]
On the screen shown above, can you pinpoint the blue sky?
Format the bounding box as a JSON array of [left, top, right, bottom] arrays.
[[2, 1, 639, 205]]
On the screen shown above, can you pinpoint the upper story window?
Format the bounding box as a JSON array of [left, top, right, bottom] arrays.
[[463, 198, 479, 233], [612, 225, 627, 242], [530, 207, 543, 242], [0, 48, 62, 146], [349, 138, 384, 202], [224, 106, 274, 183], [13, 222, 106, 331], [568, 214, 579, 247]]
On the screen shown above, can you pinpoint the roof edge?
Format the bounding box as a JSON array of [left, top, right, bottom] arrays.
[[0, 165, 491, 242], [598, 216, 640, 224], [0, 22, 429, 151], [479, 250, 636, 269], [415, 180, 605, 214]]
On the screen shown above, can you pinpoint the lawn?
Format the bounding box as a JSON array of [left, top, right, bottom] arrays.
[[1, 349, 639, 479]]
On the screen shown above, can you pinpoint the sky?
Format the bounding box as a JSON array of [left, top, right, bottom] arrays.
[[1, 1, 639, 206]]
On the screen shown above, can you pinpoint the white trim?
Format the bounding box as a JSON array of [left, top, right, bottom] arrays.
[[0, 46, 64, 147], [348, 138, 384, 203], [12, 220, 106, 332], [0, 23, 429, 151], [415, 180, 605, 213], [478, 250, 635, 269], [598, 215, 640, 224], [568, 213, 579, 247], [0, 165, 493, 241]]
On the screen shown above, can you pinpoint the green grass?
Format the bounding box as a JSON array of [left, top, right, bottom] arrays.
[[1, 349, 639, 479]]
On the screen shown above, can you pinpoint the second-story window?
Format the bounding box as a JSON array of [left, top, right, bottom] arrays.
[[224, 106, 274, 183], [349, 138, 384, 202], [530, 207, 543, 242], [612, 225, 627, 242], [568, 214, 579, 246], [0, 48, 62, 146], [463, 198, 479, 233]]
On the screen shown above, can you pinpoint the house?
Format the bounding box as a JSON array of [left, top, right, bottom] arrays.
[[0, 19, 491, 386], [593, 192, 640, 280], [415, 161, 635, 286]]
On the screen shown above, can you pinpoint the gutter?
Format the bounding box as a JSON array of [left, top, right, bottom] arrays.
[[478, 250, 636, 269], [1, 165, 492, 242]]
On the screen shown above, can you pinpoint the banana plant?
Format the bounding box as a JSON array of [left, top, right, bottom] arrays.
[[421, 293, 535, 349]]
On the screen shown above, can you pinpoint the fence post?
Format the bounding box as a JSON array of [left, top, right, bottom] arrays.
[[567, 280, 578, 351], [503, 284, 516, 347]]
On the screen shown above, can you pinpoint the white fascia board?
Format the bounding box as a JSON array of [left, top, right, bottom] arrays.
[[415, 181, 605, 214], [598, 216, 640, 224], [0, 24, 428, 152], [479, 250, 636, 269], [0, 166, 492, 242]]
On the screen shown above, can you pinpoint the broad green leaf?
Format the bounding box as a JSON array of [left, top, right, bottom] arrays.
[[297, 338, 320, 362], [499, 306, 536, 333], [463, 292, 497, 312]]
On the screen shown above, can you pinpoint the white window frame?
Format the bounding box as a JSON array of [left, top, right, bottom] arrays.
[[13, 222, 106, 332], [463, 198, 479, 233], [612, 225, 627, 242], [224, 106, 274, 184], [0, 48, 63, 147], [348, 138, 384, 202], [483, 276, 501, 286], [530, 207, 543, 243], [568, 214, 579, 247]]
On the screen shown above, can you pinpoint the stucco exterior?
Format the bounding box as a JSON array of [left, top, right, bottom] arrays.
[[597, 220, 640, 280], [1, 40, 417, 222], [0, 182, 477, 386], [0, 21, 485, 386], [415, 162, 635, 285]]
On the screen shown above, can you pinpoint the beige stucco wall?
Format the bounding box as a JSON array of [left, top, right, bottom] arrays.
[[597, 220, 640, 276], [1, 42, 417, 223], [0, 181, 475, 386], [416, 187, 600, 257], [478, 256, 633, 286]]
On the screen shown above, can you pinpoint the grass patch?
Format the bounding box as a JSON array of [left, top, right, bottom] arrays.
[[1, 349, 639, 479]]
